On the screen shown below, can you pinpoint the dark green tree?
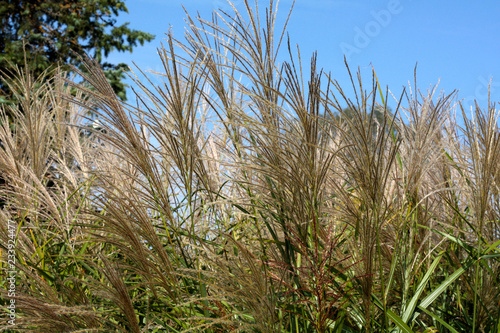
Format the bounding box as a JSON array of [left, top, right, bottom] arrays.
[[320, 105, 396, 139], [0, 0, 154, 102]]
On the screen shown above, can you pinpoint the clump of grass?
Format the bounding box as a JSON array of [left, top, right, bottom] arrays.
[[0, 65, 108, 331], [1, 1, 499, 332]]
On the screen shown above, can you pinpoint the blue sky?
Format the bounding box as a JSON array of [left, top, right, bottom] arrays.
[[109, 0, 500, 114]]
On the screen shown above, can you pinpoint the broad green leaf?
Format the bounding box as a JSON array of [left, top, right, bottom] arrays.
[[373, 295, 414, 333], [419, 266, 465, 309], [402, 252, 443, 323], [387, 308, 415, 333], [417, 306, 459, 333]]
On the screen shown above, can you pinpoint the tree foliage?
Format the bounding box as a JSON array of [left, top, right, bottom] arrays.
[[0, 0, 154, 102], [317, 105, 395, 142]]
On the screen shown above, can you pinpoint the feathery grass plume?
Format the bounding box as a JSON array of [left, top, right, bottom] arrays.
[[317, 64, 401, 330], [0, 65, 107, 331], [64, 54, 189, 329], [453, 96, 500, 331]]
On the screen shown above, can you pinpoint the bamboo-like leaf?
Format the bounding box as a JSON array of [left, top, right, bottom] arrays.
[[373, 295, 414, 333], [402, 252, 443, 323], [417, 306, 459, 333], [419, 266, 466, 310]]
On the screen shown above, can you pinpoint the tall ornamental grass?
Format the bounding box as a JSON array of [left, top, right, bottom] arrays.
[[1, 1, 499, 332]]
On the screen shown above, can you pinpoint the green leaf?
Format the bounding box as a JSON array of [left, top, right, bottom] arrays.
[[402, 252, 443, 323], [373, 295, 414, 333], [417, 306, 459, 333], [387, 308, 415, 333], [419, 266, 465, 309]]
